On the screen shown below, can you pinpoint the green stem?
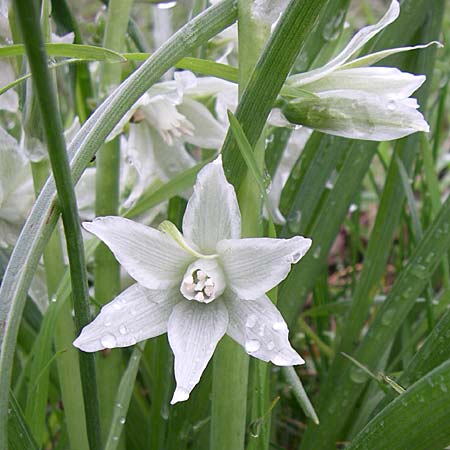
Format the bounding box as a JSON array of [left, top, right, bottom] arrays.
[[211, 3, 270, 450], [95, 0, 133, 446], [13, 1, 101, 449]]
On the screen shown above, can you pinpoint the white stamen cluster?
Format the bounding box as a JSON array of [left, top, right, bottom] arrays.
[[182, 269, 215, 303]]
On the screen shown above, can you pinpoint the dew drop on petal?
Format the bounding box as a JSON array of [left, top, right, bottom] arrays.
[[119, 325, 128, 335], [267, 341, 275, 350], [101, 334, 117, 348], [246, 314, 257, 328], [272, 321, 287, 332], [387, 100, 396, 111], [245, 339, 261, 353]]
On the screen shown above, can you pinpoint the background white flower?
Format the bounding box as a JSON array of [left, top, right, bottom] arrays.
[[0, 127, 34, 248], [74, 157, 311, 404], [282, 0, 438, 141]]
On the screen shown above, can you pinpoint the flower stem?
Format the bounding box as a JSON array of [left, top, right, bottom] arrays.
[[211, 3, 270, 450], [95, 0, 133, 446], [13, 0, 101, 449]]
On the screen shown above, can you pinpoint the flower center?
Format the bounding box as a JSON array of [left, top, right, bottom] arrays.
[[180, 259, 226, 303]]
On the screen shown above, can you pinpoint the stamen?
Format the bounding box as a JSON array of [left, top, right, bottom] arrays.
[[194, 292, 205, 302]]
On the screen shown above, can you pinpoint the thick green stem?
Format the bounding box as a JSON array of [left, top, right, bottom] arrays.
[[13, 1, 101, 449], [211, 3, 270, 450], [95, 0, 133, 446]]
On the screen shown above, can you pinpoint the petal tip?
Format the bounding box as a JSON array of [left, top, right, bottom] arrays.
[[170, 387, 190, 405]]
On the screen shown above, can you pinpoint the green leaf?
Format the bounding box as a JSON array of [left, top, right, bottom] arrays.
[[0, 43, 126, 61], [226, 110, 271, 215], [282, 367, 319, 425], [7, 391, 39, 450], [105, 345, 144, 450], [347, 360, 450, 450], [124, 53, 239, 82]]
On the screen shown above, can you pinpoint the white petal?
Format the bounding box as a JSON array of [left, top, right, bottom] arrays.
[[182, 156, 241, 253], [83, 216, 194, 289], [288, 0, 400, 87], [284, 89, 430, 141], [266, 127, 312, 225], [148, 126, 195, 182], [73, 284, 181, 352], [341, 41, 443, 69], [224, 291, 303, 365], [76, 167, 96, 221], [177, 98, 227, 149], [121, 123, 158, 209], [0, 61, 18, 113], [217, 236, 311, 300], [252, 0, 288, 26], [168, 298, 228, 404], [301, 67, 425, 100]]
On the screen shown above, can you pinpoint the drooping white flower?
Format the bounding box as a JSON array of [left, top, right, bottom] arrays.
[[0, 127, 34, 248], [74, 156, 311, 404], [282, 0, 440, 141], [109, 71, 227, 149]]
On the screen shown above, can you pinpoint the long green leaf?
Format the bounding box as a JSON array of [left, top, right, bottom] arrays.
[[301, 194, 450, 450], [0, 43, 126, 61], [105, 345, 144, 450], [347, 360, 450, 450], [7, 391, 39, 450]]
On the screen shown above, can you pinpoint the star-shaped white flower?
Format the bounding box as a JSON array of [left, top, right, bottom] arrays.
[[74, 156, 311, 404]]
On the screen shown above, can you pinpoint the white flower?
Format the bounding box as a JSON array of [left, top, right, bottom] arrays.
[[0, 127, 34, 248], [74, 157, 311, 404], [109, 71, 227, 148], [252, 0, 288, 26], [282, 0, 440, 141]]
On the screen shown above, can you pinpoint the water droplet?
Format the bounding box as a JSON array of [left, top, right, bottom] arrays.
[[267, 341, 275, 350], [116, 402, 123, 409], [350, 367, 368, 384], [313, 246, 321, 259], [119, 417, 126, 424], [246, 314, 257, 328], [387, 100, 396, 111], [50, 295, 57, 303], [440, 383, 448, 393], [381, 308, 395, 326], [272, 321, 287, 332], [119, 325, 128, 335], [156, 1, 177, 9], [245, 339, 261, 353], [425, 252, 435, 263], [161, 403, 169, 420], [101, 334, 117, 348], [112, 436, 119, 441], [411, 263, 429, 279], [288, 210, 302, 234], [258, 324, 265, 337]]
